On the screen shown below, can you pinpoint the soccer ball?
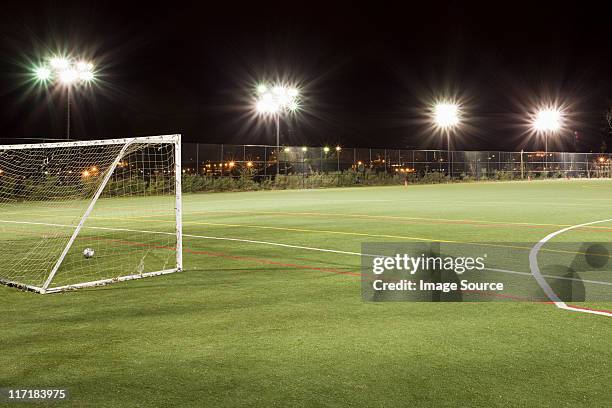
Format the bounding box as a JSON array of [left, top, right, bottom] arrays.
[[83, 248, 95, 258]]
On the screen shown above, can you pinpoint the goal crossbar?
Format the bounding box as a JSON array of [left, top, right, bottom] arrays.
[[0, 134, 180, 150]]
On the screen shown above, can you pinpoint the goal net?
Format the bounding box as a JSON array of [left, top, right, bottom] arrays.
[[0, 135, 182, 293]]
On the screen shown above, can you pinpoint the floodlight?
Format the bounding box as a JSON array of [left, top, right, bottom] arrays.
[[254, 83, 300, 116], [256, 99, 277, 114], [533, 108, 562, 132], [59, 69, 78, 84], [253, 81, 302, 174], [34, 66, 51, 81], [531, 106, 564, 170], [37, 56, 96, 87], [79, 71, 94, 81], [287, 101, 299, 112], [335, 146, 341, 151], [434, 103, 460, 129], [431, 101, 461, 180], [33, 53, 97, 139], [76, 61, 89, 71], [50, 57, 69, 70], [323, 146, 330, 153], [301, 147, 307, 152]]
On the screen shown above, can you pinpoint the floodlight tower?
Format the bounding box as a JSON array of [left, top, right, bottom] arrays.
[[532, 107, 562, 171], [433, 102, 460, 178], [33, 55, 96, 139], [255, 83, 300, 174]]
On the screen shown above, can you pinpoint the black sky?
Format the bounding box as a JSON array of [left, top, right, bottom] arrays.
[[1, 1, 611, 151]]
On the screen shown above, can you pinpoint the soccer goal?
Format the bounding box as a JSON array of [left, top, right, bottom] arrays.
[[0, 135, 182, 293]]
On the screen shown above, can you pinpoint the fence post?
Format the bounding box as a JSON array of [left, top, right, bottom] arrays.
[[384, 149, 387, 172], [586, 153, 590, 178]]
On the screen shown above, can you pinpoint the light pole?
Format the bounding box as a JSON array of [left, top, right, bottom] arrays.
[[254, 83, 300, 174], [335, 146, 342, 172], [532, 107, 562, 172], [34, 55, 96, 139], [322, 146, 330, 172], [433, 102, 460, 179]]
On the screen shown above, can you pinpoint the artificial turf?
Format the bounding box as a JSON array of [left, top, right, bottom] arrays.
[[1, 180, 611, 407]]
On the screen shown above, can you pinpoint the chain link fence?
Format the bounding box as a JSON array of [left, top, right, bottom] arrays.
[[182, 143, 612, 181]]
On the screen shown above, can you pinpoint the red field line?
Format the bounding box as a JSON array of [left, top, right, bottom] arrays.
[[4, 229, 610, 313]]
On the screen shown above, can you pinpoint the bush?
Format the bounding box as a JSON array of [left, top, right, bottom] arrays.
[[420, 171, 448, 184], [494, 170, 514, 181]]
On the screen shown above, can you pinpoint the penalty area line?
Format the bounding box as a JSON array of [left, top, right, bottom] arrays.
[[530, 218, 612, 318]]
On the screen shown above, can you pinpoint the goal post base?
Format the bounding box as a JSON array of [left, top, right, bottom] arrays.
[[44, 268, 182, 294], [0, 278, 46, 294]]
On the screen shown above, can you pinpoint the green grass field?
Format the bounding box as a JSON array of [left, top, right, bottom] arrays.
[[2, 180, 612, 407]]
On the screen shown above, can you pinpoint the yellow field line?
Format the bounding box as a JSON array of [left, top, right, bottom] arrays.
[[179, 209, 612, 231], [88, 215, 607, 256], [4, 209, 604, 257]]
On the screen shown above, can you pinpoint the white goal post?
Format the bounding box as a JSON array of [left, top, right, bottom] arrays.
[[0, 134, 182, 293]]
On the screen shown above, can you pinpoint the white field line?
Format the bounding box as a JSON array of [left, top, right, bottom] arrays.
[[1, 219, 611, 290], [485, 267, 612, 287], [529, 218, 612, 317]]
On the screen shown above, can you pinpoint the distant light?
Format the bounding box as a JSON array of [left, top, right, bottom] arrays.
[[246, 161, 253, 167], [301, 147, 308, 152], [284, 147, 291, 152], [82, 170, 90, 178], [34, 66, 51, 81], [288, 88, 299, 97], [256, 84, 267, 94], [433, 102, 460, 129], [91, 166, 98, 172], [228, 161, 235, 167], [598, 157, 606, 163], [335, 146, 341, 152], [533, 108, 562, 132], [323, 146, 330, 153]]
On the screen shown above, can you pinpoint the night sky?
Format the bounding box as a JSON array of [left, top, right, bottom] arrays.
[[1, 1, 611, 151]]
